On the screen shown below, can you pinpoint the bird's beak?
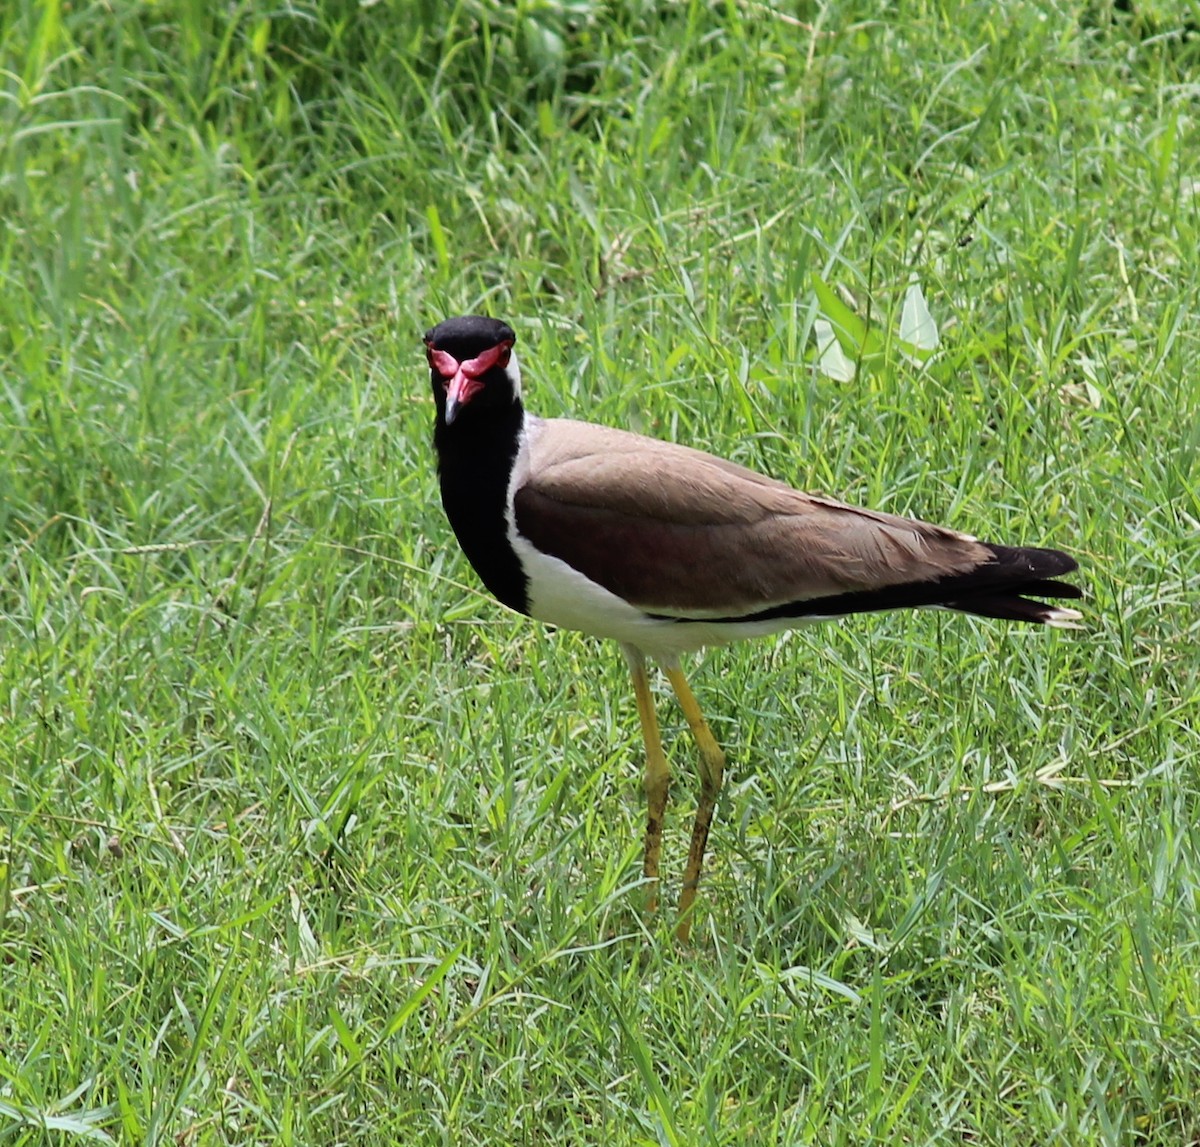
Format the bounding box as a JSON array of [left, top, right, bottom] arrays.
[[443, 369, 483, 426], [444, 379, 462, 426]]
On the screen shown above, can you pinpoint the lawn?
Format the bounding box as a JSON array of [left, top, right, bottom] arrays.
[[2, 0, 1199, 1143]]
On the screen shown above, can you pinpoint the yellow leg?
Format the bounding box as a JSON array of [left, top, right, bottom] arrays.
[[664, 664, 726, 944], [624, 645, 670, 916]]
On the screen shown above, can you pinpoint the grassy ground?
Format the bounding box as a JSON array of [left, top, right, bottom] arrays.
[[3, 0, 1200, 1142]]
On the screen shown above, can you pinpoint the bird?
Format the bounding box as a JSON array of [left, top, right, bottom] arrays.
[[424, 313, 1082, 942]]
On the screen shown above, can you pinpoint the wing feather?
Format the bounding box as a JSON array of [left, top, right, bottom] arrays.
[[514, 419, 994, 617]]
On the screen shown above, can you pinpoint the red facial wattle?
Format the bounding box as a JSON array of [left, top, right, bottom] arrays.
[[426, 339, 513, 425]]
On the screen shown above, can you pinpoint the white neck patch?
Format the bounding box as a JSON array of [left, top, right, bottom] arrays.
[[505, 350, 523, 403]]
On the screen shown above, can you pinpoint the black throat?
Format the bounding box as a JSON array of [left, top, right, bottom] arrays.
[[433, 400, 530, 615]]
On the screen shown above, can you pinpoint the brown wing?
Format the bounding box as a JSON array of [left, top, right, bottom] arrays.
[[514, 419, 994, 617]]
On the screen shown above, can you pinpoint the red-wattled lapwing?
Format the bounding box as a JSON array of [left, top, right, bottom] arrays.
[[425, 314, 1082, 942]]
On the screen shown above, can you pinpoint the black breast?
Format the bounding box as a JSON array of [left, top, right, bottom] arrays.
[[434, 407, 530, 615]]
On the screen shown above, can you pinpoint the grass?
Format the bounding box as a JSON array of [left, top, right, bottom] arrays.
[[2, 0, 1199, 1142]]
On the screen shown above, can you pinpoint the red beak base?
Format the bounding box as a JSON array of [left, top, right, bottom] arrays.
[[426, 340, 513, 426]]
